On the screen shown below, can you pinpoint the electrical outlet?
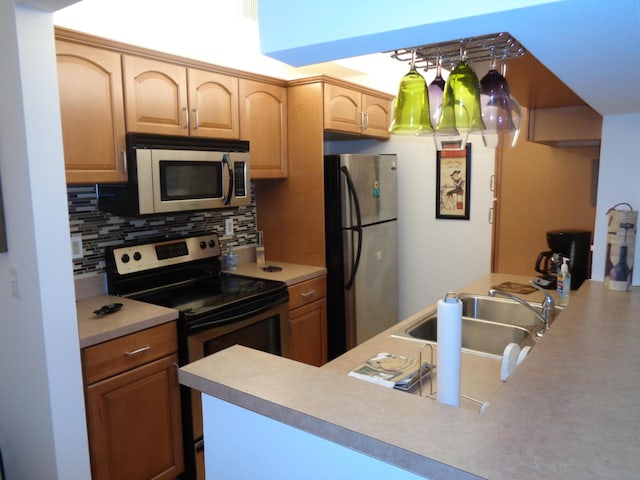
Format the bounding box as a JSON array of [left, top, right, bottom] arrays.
[[71, 235, 84, 259], [225, 218, 234, 236]]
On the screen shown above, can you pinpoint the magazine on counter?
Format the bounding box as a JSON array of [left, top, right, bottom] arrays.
[[348, 352, 432, 390]]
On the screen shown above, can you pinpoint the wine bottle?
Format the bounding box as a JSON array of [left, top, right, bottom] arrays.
[[609, 244, 630, 291]]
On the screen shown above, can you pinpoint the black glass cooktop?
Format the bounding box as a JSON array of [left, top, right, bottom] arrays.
[[134, 273, 287, 320]]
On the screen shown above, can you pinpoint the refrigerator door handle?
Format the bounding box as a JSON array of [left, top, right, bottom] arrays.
[[341, 166, 363, 290]]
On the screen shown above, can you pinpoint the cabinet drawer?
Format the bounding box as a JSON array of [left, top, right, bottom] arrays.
[[83, 322, 177, 384], [288, 276, 326, 310]]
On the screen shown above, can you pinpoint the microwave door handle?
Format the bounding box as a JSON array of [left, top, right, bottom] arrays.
[[222, 154, 233, 205]]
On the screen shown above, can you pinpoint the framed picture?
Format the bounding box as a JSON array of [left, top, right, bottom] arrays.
[[436, 145, 471, 220]]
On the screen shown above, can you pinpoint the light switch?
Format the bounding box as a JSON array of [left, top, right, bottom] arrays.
[[225, 218, 234, 235], [9, 265, 20, 298]]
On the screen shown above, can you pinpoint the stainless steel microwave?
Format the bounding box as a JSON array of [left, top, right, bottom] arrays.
[[97, 134, 251, 216]]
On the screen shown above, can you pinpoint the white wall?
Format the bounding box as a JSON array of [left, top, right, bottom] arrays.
[[326, 135, 494, 319], [592, 114, 640, 285], [0, 4, 90, 479], [202, 394, 426, 479]]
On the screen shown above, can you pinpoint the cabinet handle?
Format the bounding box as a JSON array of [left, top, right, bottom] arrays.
[[192, 108, 199, 129], [362, 112, 369, 130], [300, 290, 315, 298], [182, 107, 189, 129], [488, 207, 494, 224], [121, 150, 127, 175], [125, 345, 151, 356]]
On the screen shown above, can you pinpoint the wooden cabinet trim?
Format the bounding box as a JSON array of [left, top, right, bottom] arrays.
[[55, 26, 286, 87]]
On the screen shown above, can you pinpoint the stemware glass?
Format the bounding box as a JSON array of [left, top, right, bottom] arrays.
[[480, 60, 521, 148], [388, 56, 433, 135], [427, 58, 446, 129], [435, 58, 484, 149]]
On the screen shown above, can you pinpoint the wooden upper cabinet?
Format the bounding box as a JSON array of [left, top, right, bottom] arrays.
[[324, 84, 362, 134], [188, 68, 239, 139], [362, 93, 393, 138], [323, 83, 392, 139], [239, 79, 288, 178], [123, 56, 241, 139], [56, 40, 127, 184], [123, 55, 189, 135]]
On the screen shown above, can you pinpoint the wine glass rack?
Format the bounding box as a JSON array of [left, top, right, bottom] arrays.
[[389, 32, 525, 70]]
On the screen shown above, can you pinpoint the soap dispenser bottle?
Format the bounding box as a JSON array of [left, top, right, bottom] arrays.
[[556, 258, 571, 304]]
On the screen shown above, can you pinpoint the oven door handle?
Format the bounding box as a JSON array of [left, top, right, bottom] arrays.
[[187, 296, 287, 331]]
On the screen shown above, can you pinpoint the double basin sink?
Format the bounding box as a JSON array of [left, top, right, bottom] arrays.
[[392, 294, 563, 358]]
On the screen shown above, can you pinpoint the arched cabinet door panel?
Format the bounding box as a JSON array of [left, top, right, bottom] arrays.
[[239, 79, 288, 178], [56, 41, 127, 184]]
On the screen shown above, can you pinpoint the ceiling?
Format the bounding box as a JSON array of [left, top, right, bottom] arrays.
[[256, 0, 640, 117], [18, 0, 616, 114]]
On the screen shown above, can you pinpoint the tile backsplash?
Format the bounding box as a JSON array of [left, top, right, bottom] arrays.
[[68, 185, 257, 279]]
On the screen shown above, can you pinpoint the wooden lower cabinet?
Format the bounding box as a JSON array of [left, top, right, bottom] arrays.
[[285, 276, 328, 366], [82, 322, 183, 480]]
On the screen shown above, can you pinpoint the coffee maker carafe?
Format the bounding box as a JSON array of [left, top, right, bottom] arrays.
[[534, 229, 592, 290], [535, 251, 563, 284]]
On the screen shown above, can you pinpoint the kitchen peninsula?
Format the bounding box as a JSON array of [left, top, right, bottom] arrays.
[[179, 273, 640, 479]]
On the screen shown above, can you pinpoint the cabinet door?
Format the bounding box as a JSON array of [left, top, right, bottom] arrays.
[[287, 299, 327, 367], [362, 93, 391, 139], [323, 83, 362, 134], [240, 79, 288, 178], [56, 41, 126, 184], [188, 68, 239, 139], [123, 55, 189, 135], [86, 354, 183, 480]]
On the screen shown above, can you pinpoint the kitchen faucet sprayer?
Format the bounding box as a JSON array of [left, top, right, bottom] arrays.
[[487, 282, 554, 337]]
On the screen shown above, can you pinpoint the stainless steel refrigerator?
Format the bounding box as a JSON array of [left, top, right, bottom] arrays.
[[324, 154, 398, 359]]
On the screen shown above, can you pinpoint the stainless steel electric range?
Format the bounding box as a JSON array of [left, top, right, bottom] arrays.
[[105, 233, 290, 480]]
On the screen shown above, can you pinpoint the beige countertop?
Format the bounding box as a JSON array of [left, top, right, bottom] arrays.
[[179, 273, 640, 479], [77, 295, 178, 348], [228, 261, 326, 285]]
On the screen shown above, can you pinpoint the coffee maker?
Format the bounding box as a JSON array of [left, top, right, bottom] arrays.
[[534, 229, 592, 290]]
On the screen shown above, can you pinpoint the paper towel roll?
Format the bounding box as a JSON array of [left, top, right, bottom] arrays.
[[437, 293, 462, 407]]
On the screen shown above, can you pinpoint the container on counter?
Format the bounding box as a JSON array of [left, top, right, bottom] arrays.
[[604, 203, 637, 291]]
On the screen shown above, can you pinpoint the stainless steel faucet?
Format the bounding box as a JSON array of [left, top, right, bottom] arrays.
[[488, 281, 554, 336]]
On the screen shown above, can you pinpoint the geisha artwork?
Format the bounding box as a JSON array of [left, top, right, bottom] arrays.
[[436, 145, 471, 220]]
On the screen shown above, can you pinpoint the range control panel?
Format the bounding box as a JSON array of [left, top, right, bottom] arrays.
[[111, 233, 221, 275]]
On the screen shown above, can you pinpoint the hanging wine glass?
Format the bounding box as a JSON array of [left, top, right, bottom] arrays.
[[388, 50, 433, 135], [427, 56, 446, 129], [480, 57, 521, 148], [435, 45, 484, 150]]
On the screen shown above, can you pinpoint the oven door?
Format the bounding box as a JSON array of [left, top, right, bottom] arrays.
[[184, 300, 289, 480]]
